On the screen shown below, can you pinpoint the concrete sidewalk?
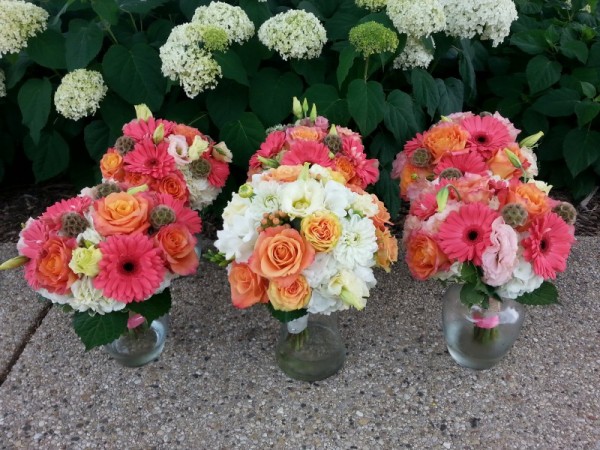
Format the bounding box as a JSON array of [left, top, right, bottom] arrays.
[[0, 239, 598, 449]]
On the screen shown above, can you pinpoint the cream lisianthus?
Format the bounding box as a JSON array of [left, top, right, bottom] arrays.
[[327, 269, 369, 310], [188, 135, 210, 161], [223, 193, 251, 226], [249, 181, 281, 219], [212, 142, 233, 163], [333, 214, 378, 268], [69, 246, 102, 277], [323, 180, 353, 218], [350, 192, 379, 217], [280, 179, 325, 218]]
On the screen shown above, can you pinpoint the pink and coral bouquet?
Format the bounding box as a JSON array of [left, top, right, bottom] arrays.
[[392, 111, 542, 201], [247, 98, 379, 190], [209, 163, 397, 322], [99, 104, 232, 211], [1, 185, 202, 350]]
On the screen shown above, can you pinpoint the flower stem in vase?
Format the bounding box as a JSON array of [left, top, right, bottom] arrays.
[[472, 298, 501, 344]]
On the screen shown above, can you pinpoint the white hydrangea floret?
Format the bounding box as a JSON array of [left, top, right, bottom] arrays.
[[0, 69, 5, 98], [192, 2, 254, 44], [393, 36, 435, 70], [258, 10, 327, 60], [355, 0, 387, 10], [0, 0, 49, 57], [496, 258, 544, 300], [180, 165, 221, 210], [54, 69, 107, 121], [386, 0, 446, 38], [69, 278, 127, 314]]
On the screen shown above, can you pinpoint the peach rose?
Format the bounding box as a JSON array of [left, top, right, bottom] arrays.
[[249, 225, 315, 286], [372, 195, 392, 230], [508, 182, 550, 221], [487, 144, 526, 179], [34, 237, 78, 294], [124, 171, 153, 189], [92, 192, 151, 236], [405, 232, 449, 281], [287, 125, 323, 142], [172, 124, 204, 146], [423, 123, 469, 162], [228, 262, 269, 308], [267, 275, 311, 311], [263, 165, 302, 183], [153, 172, 189, 202], [154, 224, 198, 275], [399, 162, 433, 200], [375, 228, 398, 273], [301, 211, 342, 253], [333, 155, 356, 183], [449, 174, 494, 204], [100, 150, 124, 181]]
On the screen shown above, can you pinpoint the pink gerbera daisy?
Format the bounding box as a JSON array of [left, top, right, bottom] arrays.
[[94, 234, 166, 303], [124, 140, 176, 179], [402, 132, 426, 160], [206, 156, 230, 188], [436, 202, 500, 265], [17, 218, 51, 259], [350, 157, 379, 189], [249, 130, 287, 170], [409, 193, 438, 221], [40, 196, 92, 231], [152, 193, 202, 235], [522, 212, 575, 279], [280, 141, 333, 167], [434, 151, 488, 176], [123, 117, 176, 142], [461, 115, 513, 158]]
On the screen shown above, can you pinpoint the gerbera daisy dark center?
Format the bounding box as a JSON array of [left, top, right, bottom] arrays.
[[467, 229, 480, 242], [540, 238, 548, 252], [475, 134, 488, 144], [146, 158, 159, 167], [121, 261, 136, 273]]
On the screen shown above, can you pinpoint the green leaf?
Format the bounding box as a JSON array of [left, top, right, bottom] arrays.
[[91, 0, 120, 26], [5, 53, 31, 89], [532, 88, 580, 117], [303, 84, 350, 126], [575, 100, 600, 127], [497, 97, 524, 117], [23, 130, 70, 182], [521, 108, 549, 135], [435, 78, 464, 115], [206, 80, 248, 128], [249, 68, 303, 126], [346, 79, 385, 135], [266, 302, 307, 323], [460, 263, 479, 285], [337, 46, 356, 88], [538, 124, 570, 162], [72, 311, 128, 351], [384, 90, 419, 143], [560, 35, 589, 64], [117, 0, 169, 14], [563, 128, 600, 177], [239, 0, 272, 27], [18, 78, 52, 144], [214, 50, 249, 86], [374, 166, 400, 219], [510, 30, 549, 54], [25, 29, 67, 69], [458, 43, 476, 102], [459, 283, 486, 308], [220, 112, 265, 168], [515, 282, 559, 306], [84, 120, 112, 162], [102, 44, 166, 111], [526, 55, 561, 94], [487, 74, 527, 98], [580, 81, 597, 99], [65, 19, 104, 71], [100, 92, 135, 142], [291, 58, 326, 86], [127, 289, 172, 324], [411, 69, 440, 118]]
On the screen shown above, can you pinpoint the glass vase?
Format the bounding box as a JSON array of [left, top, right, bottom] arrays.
[[442, 284, 525, 370], [104, 315, 169, 367], [275, 313, 346, 381]]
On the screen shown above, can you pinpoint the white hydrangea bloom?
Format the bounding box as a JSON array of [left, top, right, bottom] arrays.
[[393, 36, 435, 70], [441, 0, 518, 47], [159, 22, 222, 98], [0, 69, 5, 98], [69, 278, 126, 314], [54, 69, 107, 121], [258, 10, 327, 60], [180, 165, 221, 210], [0, 0, 48, 57], [192, 2, 255, 44], [496, 258, 544, 300], [386, 0, 446, 38], [355, 0, 387, 10]]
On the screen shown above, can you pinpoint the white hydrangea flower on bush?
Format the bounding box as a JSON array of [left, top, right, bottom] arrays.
[[355, 0, 387, 11], [54, 69, 107, 121], [0, 70, 6, 98], [393, 36, 435, 70], [258, 10, 327, 60], [442, 0, 518, 46], [192, 2, 255, 44], [160, 23, 228, 98], [0, 0, 48, 57], [386, 0, 446, 38]]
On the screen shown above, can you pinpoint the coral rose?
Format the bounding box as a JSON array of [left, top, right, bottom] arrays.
[[508, 181, 550, 223], [153, 171, 189, 202], [333, 155, 356, 182], [172, 124, 204, 145], [287, 125, 324, 142], [487, 144, 526, 179], [123, 171, 153, 189], [405, 232, 449, 281], [249, 225, 315, 286], [423, 123, 469, 163], [30, 237, 78, 294], [371, 195, 392, 230], [375, 228, 398, 273], [154, 224, 198, 275], [229, 262, 269, 308], [301, 211, 342, 253], [263, 165, 302, 183], [92, 192, 151, 236], [100, 150, 125, 181], [267, 276, 311, 312], [446, 174, 494, 204]]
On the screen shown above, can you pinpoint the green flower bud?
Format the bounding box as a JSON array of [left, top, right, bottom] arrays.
[[0, 256, 29, 270], [292, 97, 303, 119], [135, 104, 152, 121], [153, 123, 165, 144], [519, 131, 544, 148], [239, 183, 254, 199]]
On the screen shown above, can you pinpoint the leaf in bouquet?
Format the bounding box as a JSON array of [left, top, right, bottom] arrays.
[[515, 282, 559, 306], [459, 283, 487, 308], [460, 262, 479, 285], [266, 303, 308, 323], [127, 289, 172, 324], [72, 311, 128, 351]]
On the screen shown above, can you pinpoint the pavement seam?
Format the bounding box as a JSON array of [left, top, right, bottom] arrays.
[[0, 303, 52, 386]]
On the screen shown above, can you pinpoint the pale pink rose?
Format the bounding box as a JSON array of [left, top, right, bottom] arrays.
[[391, 152, 406, 180], [472, 313, 500, 329], [167, 135, 190, 165], [481, 217, 519, 286]]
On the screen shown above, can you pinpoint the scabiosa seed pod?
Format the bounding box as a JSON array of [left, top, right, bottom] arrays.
[[323, 134, 342, 154], [552, 202, 577, 225], [501, 203, 528, 228], [190, 158, 212, 178], [114, 136, 136, 155], [410, 148, 432, 168], [439, 167, 463, 180], [95, 182, 122, 199], [150, 206, 176, 229], [61, 213, 89, 237]]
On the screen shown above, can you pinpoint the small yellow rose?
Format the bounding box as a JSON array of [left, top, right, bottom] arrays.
[[301, 211, 342, 253], [68, 246, 102, 277]]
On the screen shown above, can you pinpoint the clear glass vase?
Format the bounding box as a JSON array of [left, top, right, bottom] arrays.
[[442, 284, 525, 370], [104, 315, 169, 367], [275, 313, 346, 381]]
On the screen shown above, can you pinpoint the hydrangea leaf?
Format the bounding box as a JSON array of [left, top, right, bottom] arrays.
[[23, 130, 70, 182], [72, 311, 128, 351], [514, 282, 559, 306], [347, 79, 385, 135], [127, 289, 172, 324], [17, 78, 52, 145]]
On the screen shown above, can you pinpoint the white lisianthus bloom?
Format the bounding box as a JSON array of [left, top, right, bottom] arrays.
[[215, 216, 258, 262], [223, 193, 251, 226], [249, 180, 281, 219], [0, 70, 6, 98], [167, 135, 190, 165], [333, 214, 377, 268], [327, 269, 370, 310], [78, 226, 102, 246], [303, 253, 338, 287], [433, 261, 462, 282], [353, 265, 377, 289], [442, 0, 518, 47], [0, 0, 48, 57], [323, 180, 353, 218], [280, 179, 325, 218], [54, 69, 107, 120], [258, 10, 327, 60], [529, 179, 551, 194], [212, 142, 233, 163], [351, 192, 379, 218], [355, 0, 387, 11], [307, 289, 347, 315], [69, 278, 126, 314], [393, 36, 435, 70], [496, 258, 544, 300], [192, 2, 255, 44], [386, 0, 445, 38]]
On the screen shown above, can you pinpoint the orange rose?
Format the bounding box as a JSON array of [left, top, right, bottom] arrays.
[[100, 149, 124, 181], [92, 192, 151, 236], [405, 232, 449, 281], [34, 237, 78, 294], [487, 144, 525, 179], [450, 174, 494, 204], [507, 182, 550, 222], [371, 195, 392, 230], [423, 123, 469, 162], [288, 126, 323, 142], [154, 224, 198, 275], [267, 275, 311, 311], [263, 165, 302, 182], [375, 228, 398, 273], [228, 262, 269, 308], [153, 172, 189, 202], [172, 124, 203, 145], [124, 171, 153, 189], [301, 211, 342, 253], [249, 225, 315, 285], [333, 155, 356, 183], [399, 162, 433, 199]]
